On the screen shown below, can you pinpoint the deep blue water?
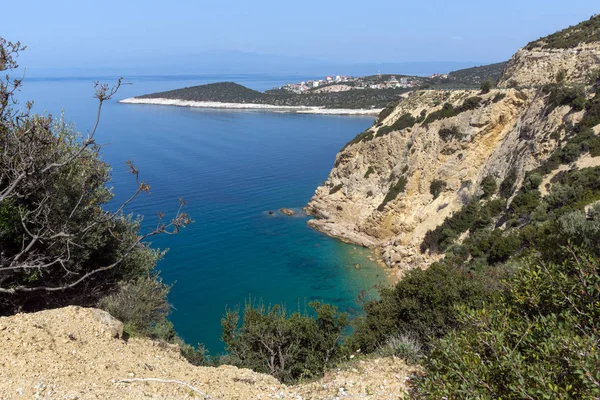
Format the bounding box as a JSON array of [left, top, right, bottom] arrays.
[[19, 74, 390, 352]]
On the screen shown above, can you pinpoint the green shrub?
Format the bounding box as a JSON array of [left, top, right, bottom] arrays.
[[480, 175, 497, 198], [480, 80, 493, 94], [543, 83, 587, 113], [364, 166, 375, 178], [342, 130, 374, 149], [375, 103, 396, 123], [386, 113, 416, 133], [499, 169, 518, 198], [423, 103, 456, 125], [376, 126, 393, 136], [416, 248, 600, 399], [487, 231, 522, 263], [438, 125, 463, 141], [375, 334, 422, 364], [460, 96, 483, 111], [99, 277, 172, 338], [347, 263, 497, 353], [421, 199, 480, 252], [221, 301, 348, 383], [509, 190, 541, 216], [429, 179, 447, 199], [378, 176, 408, 211], [329, 184, 343, 194], [492, 93, 506, 103], [423, 97, 482, 125]]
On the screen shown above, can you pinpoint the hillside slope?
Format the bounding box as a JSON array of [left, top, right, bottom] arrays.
[[306, 18, 600, 275], [0, 307, 416, 399]]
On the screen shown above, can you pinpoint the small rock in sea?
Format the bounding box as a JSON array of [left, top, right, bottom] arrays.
[[354, 263, 361, 270], [280, 208, 295, 216], [267, 211, 275, 215]]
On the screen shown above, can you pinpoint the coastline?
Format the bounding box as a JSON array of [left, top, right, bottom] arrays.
[[119, 97, 383, 115]]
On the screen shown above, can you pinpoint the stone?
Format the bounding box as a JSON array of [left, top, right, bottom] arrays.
[[280, 208, 295, 216], [89, 309, 123, 339]]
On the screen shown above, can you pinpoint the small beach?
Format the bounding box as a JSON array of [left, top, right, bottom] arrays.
[[119, 97, 383, 115]]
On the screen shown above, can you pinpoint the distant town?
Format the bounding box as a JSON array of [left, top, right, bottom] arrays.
[[270, 73, 442, 94]]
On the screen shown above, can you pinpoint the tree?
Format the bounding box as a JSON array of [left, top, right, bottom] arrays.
[[0, 38, 190, 318], [221, 301, 348, 383]]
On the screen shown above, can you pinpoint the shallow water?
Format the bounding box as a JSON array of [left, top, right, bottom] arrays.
[[19, 74, 391, 352]]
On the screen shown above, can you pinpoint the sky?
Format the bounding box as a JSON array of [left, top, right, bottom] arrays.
[[3, 0, 599, 74]]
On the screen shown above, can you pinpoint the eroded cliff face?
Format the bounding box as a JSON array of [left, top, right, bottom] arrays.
[[306, 85, 581, 275], [498, 42, 600, 88]]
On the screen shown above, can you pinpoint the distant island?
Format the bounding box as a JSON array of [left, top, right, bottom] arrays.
[[120, 62, 507, 114]]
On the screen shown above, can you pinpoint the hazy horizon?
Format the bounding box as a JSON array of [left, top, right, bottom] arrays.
[[4, 1, 598, 77]]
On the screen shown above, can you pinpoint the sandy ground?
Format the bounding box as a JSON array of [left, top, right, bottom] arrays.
[[0, 306, 417, 399]]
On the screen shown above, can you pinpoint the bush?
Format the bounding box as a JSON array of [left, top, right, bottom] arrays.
[[416, 248, 600, 399], [378, 176, 408, 211], [342, 130, 374, 149], [423, 97, 482, 125], [480, 80, 493, 94], [391, 113, 416, 131], [377, 126, 393, 136], [347, 263, 497, 353], [375, 103, 396, 123], [543, 83, 587, 113], [480, 175, 497, 198], [99, 276, 171, 338], [421, 199, 480, 252], [221, 301, 348, 383], [492, 92, 506, 103], [438, 125, 463, 141], [429, 179, 447, 199], [329, 184, 343, 194], [364, 166, 375, 178], [487, 231, 522, 263], [376, 114, 417, 137], [375, 334, 422, 364], [499, 168, 518, 198]]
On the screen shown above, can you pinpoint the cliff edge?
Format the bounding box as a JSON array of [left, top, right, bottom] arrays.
[[306, 15, 600, 276], [0, 307, 416, 399]]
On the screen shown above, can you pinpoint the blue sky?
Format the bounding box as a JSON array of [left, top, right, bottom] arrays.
[[3, 0, 598, 71]]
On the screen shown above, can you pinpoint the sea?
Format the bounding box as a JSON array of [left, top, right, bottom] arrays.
[[19, 74, 391, 353]]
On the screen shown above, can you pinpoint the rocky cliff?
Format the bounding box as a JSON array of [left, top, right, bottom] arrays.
[[498, 42, 600, 88], [0, 307, 416, 399], [306, 27, 600, 275]]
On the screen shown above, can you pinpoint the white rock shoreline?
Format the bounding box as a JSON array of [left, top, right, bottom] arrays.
[[119, 97, 383, 115]]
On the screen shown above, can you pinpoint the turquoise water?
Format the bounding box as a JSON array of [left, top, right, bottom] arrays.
[[19, 75, 390, 352]]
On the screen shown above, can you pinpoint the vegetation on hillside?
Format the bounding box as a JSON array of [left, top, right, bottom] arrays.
[[444, 62, 506, 86], [527, 14, 600, 49], [138, 82, 408, 110], [136, 61, 508, 110]]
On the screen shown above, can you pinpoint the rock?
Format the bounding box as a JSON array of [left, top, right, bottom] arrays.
[[267, 211, 275, 215], [280, 208, 295, 216], [305, 84, 569, 274], [89, 308, 123, 339], [354, 263, 360, 270]]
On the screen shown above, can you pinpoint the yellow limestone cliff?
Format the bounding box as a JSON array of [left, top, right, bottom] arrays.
[[305, 41, 600, 276]]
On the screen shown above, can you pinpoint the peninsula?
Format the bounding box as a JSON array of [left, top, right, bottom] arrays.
[[120, 63, 506, 114]]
